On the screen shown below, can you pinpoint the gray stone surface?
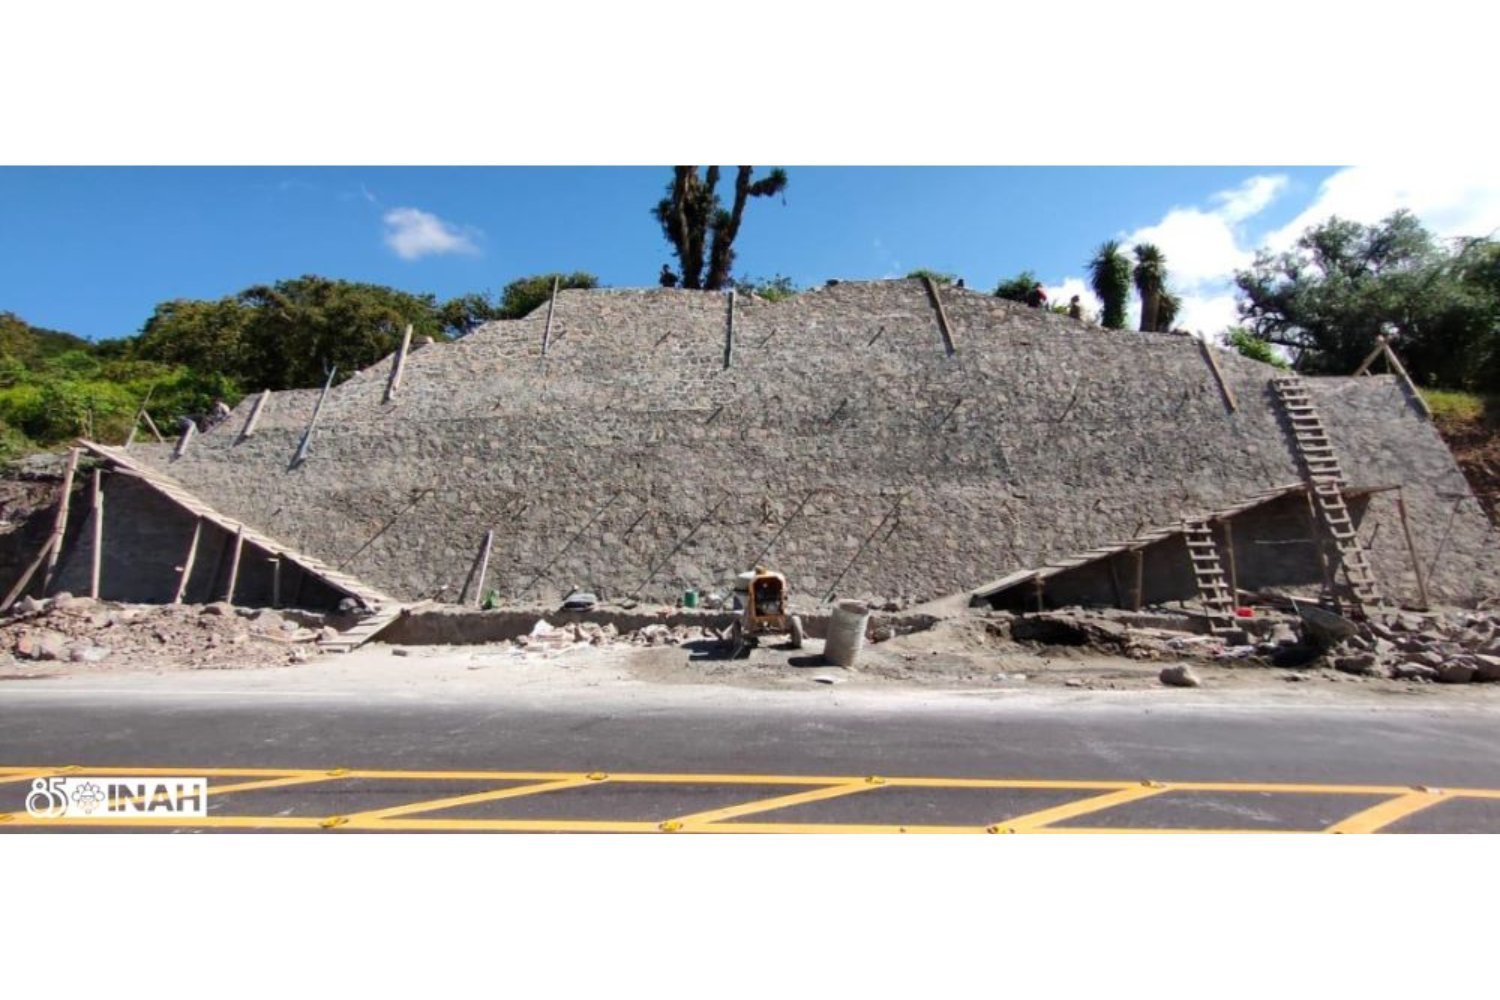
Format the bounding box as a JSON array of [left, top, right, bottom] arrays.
[[83, 281, 1500, 608]]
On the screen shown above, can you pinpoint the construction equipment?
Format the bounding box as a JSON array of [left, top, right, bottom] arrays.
[[726, 566, 805, 655]]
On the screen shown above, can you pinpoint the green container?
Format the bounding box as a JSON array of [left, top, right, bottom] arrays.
[[682, 589, 698, 608]]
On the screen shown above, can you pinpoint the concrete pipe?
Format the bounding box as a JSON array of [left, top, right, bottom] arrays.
[[823, 600, 871, 667]]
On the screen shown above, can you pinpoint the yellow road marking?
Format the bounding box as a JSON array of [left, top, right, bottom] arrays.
[[0, 770, 51, 787], [2, 814, 327, 829], [1326, 791, 1450, 834], [345, 776, 597, 824], [673, 782, 882, 829], [993, 784, 1172, 833]]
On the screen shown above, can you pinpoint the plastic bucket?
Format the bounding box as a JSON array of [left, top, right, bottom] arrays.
[[682, 589, 698, 608], [823, 600, 871, 667]]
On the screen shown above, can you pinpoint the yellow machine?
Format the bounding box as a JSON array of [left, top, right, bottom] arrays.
[[727, 566, 805, 653]]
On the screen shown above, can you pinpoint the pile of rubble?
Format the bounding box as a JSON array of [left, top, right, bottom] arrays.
[[514, 619, 721, 651], [999, 605, 1500, 685], [0, 594, 335, 672], [1327, 611, 1500, 683]]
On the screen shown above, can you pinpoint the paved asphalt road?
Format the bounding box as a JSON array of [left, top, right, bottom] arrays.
[[4, 661, 1500, 832]]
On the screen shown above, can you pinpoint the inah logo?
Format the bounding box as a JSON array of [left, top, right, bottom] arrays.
[[24, 776, 209, 819]]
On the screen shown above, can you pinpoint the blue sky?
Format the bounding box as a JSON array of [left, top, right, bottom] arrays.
[[5, 165, 1499, 341]]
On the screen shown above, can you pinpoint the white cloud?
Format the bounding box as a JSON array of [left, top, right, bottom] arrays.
[[1122, 174, 1288, 294], [1265, 165, 1500, 251], [1043, 276, 1101, 320], [382, 207, 480, 260]]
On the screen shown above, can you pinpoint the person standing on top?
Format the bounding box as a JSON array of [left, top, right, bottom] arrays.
[[1068, 295, 1083, 320], [659, 264, 679, 288], [1025, 282, 1048, 309]]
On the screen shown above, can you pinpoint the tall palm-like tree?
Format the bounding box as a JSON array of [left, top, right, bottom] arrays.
[[653, 167, 788, 290], [1156, 291, 1182, 332], [1087, 241, 1132, 330], [1132, 243, 1168, 332]]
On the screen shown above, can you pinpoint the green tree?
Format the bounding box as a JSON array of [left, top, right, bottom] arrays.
[[134, 297, 252, 377], [439, 292, 506, 335], [1088, 241, 1132, 330], [1157, 291, 1182, 332], [1223, 327, 1288, 369], [994, 270, 1039, 303], [1234, 211, 1499, 386], [653, 167, 788, 290], [906, 269, 957, 286], [236, 276, 444, 390], [1132, 243, 1167, 332], [735, 274, 799, 301], [497, 273, 599, 320]]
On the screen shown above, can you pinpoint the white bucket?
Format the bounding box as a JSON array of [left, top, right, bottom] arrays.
[[823, 600, 871, 667]]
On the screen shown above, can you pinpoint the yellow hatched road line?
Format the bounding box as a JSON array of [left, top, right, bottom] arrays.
[[1326, 790, 1451, 834], [673, 781, 882, 830], [4, 764, 1500, 833], [344, 776, 599, 824], [988, 784, 1172, 833]]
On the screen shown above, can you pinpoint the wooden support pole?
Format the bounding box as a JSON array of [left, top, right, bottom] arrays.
[[270, 557, 282, 608], [139, 410, 166, 443], [2, 539, 56, 611], [920, 275, 957, 357], [1352, 337, 1388, 377], [1395, 488, 1430, 610], [42, 447, 80, 592], [473, 530, 494, 607], [172, 421, 196, 459], [223, 526, 245, 603], [89, 469, 103, 599], [239, 390, 271, 441], [383, 324, 414, 403], [1220, 519, 1240, 609], [1132, 549, 1145, 611], [1381, 342, 1433, 419], [723, 289, 736, 370], [541, 276, 560, 356], [292, 367, 337, 467], [1303, 486, 1336, 598], [1032, 577, 1045, 613], [124, 387, 157, 450], [173, 518, 203, 604], [1197, 336, 1238, 412]]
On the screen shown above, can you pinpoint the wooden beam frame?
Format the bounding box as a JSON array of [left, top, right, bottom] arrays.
[[383, 324, 414, 403]]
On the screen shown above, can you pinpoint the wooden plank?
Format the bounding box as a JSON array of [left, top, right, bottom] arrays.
[[1132, 549, 1144, 611], [1221, 519, 1239, 610], [1381, 342, 1433, 418], [173, 518, 203, 604], [238, 390, 271, 441], [723, 289, 735, 369], [271, 557, 282, 608], [383, 325, 414, 403], [42, 447, 80, 592], [1196, 336, 1238, 412], [1351, 337, 1387, 377], [223, 526, 245, 603], [172, 421, 196, 459], [541, 276, 560, 356], [139, 410, 166, 443], [2, 538, 56, 611], [292, 367, 337, 466], [89, 469, 103, 599], [920, 275, 957, 357], [1395, 489, 1430, 610]]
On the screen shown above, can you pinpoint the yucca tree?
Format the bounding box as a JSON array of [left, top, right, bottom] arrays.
[[1133, 243, 1168, 332], [653, 167, 788, 290], [1157, 291, 1182, 332], [1087, 241, 1132, 330]]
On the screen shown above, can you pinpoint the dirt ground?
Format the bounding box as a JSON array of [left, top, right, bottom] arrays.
[[4, 598, 1500, 706]]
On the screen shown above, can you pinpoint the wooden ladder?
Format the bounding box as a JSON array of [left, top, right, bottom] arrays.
[[318, 606, 404, 654], [1271, 374, 1383, 612], [1182, 518, 1237, 634]]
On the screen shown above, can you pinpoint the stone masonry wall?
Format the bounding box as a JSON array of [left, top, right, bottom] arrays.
[[113, 281, 1500, 609]]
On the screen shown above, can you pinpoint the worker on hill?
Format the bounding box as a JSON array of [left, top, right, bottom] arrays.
[[1025, 282, 1048, 309], [659, 264, 679, 288], [1068, 295, 1083, 320]]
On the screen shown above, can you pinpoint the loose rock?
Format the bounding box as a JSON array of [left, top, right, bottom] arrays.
[[1159, 664, 1202, 688]]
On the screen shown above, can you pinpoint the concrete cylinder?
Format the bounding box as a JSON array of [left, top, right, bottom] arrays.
[[823, 600, 871, 667]]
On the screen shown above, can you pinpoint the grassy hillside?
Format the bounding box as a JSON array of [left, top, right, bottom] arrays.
[[1425, 389, 1500, 524]]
